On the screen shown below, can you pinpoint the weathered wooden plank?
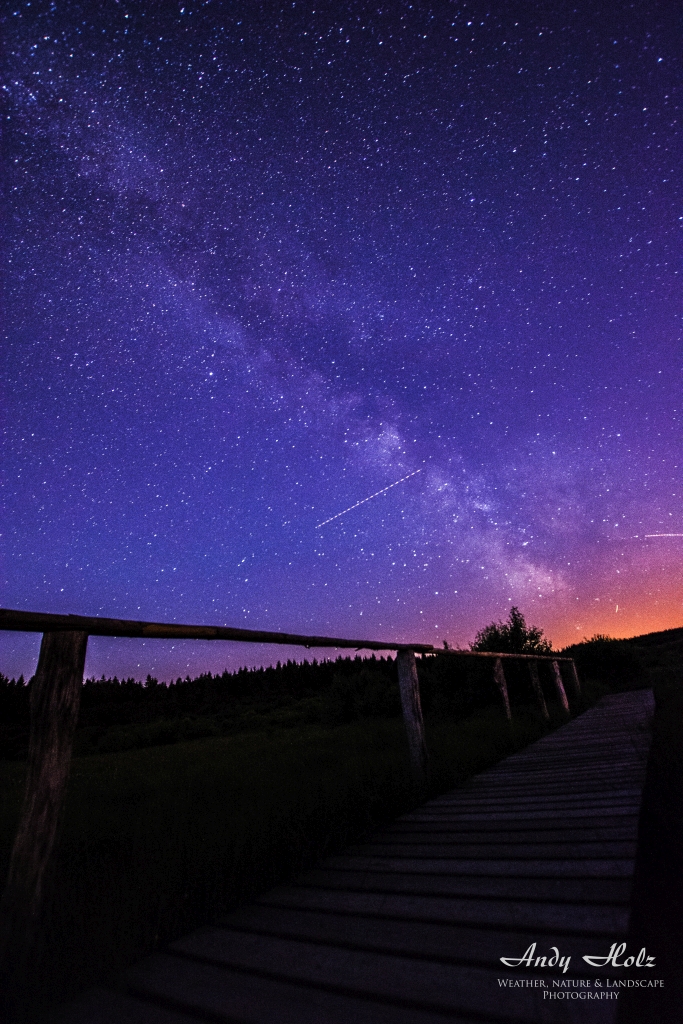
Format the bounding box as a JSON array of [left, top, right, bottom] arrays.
[[49, 988, 198, 1023], [178, 921, 630, 974], [418, 791, 644, 810], [408, 803, 642, 820], [468, 781, 643, 799], [401, 804, 642, 823], [362, 794, 644, 815], [486, 745, 646, 759], [322, 854, 636, 877], [363, 826, 641, 844], [366, 831, 638, 847], [407, 807, 642, 823], [374, 819, 634, 835], [345, 841, 637, 859], [249, 886, 629, 933], [500, 748, 643, 763], [124, 952, 481, 1024], [465, 737, 646, 757], [441, 767, 647, 785], [468, 760, 646, 776], [219, 903, 630, 958], [497, 752, 643, 764], [164, 931, 614, 1021], [472, 769, 645, 783], [443, 761, 648, 780], [449, 780, 643, 798], [292, 868, 633, 905]]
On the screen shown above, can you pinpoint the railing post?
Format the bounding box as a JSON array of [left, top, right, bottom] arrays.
[[493, 658, 512, 721], [528, 660, 550, 722], [551, 660, 570, 714], [566, 659, 582, 701], [0, 630, 88, 1010], [396, 648, 428, 786]]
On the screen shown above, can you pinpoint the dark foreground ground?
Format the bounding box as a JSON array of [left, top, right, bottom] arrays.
[[1, 628, 681, 1020]]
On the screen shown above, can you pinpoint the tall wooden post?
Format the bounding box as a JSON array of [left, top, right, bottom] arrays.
[[551, 660, 570, 714], [528, 660, 550, 722], [396, 648, 428, 785], [493, 658, 512, 721], [566, 659, 582, 700], [0, 630, 88, 1010]]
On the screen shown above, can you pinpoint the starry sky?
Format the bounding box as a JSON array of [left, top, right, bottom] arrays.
[[2, 0, 681, 681]]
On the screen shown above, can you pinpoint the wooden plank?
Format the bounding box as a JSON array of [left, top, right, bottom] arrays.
[[124, 952, 479, 1024], [447, 773, 645, 792], [291, 868, 633, 905], [408, 803, 643, 820], [345, 841, 637, 859], [322, 854, 636, 877], [49, 988, 198, 1023], [416, 801, 643, 817], [448, 780, 643, 797], [249, 886, 629, 933], [504, 745, 643, 759], [400, 804, 642, 823], [176, 925, 630, 978], [426, 790, 642, 809], [163, 932, 615, 1021], [462, 769, 647, 782], [451, 760, 647, 780], [220, 903, 630, 956], [374, 824, 637, 842], [433, 777, 646, 797], [397, 806, 643, 823], [418, 790, 644, 809], [378, 819, 643, 835], [493, 739, 647, 752]]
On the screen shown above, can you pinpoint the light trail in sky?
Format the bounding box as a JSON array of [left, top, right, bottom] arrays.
[[644, 533, 683, 538], [315, 469, 422, 529]]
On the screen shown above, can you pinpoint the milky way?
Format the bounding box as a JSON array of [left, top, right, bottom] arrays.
[[2, 1, 681, 679]]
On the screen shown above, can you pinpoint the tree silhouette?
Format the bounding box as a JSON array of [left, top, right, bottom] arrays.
[[471, 606, 552, 654]]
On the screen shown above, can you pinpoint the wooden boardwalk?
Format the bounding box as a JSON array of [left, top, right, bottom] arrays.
[[57, 689, 654, 1024]]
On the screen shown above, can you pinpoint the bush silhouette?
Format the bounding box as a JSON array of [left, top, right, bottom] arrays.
[[471, 606, 552, 654]]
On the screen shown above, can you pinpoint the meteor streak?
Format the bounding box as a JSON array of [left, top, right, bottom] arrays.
[[644, 533, 683, 538], [316, 469, 422, 529]]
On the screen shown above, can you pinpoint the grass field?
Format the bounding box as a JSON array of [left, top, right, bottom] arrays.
[[0, 699, 572, 1021]]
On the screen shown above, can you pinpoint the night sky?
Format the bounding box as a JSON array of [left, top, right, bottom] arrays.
[[2, 1, 681, 681]]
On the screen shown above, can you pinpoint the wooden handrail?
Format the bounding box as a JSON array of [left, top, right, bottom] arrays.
[[0, 608, 434, 653], [433, 649, 575, 661], [0, 608, 574, 660]]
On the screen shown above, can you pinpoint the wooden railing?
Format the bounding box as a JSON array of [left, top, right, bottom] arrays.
[[0, 607, 579, 992]]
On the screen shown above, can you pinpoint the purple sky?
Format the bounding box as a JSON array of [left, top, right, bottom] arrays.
[[2, 1, 681, 681]]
